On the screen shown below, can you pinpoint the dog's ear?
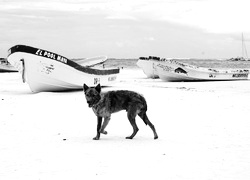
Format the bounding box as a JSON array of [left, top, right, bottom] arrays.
[[83, 84, 89, 92], [95, 84, 101, 93]]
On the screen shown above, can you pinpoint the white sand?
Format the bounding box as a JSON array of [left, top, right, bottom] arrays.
[[1, 69, 250, 180]]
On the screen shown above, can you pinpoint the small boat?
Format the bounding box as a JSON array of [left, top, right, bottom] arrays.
[[228, 57, 247, 61], [72, 56, 107, 67], [0, 58, 17, 72], [136, 56, 160, 78], [155, 59, 249, 81], [228, 33, 249, 61], [7, 45, 119, 92]]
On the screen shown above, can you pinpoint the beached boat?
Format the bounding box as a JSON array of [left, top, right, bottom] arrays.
[[155, 59, 249, 81], [7, 45, 119, 92], [136, 56, 160, 78], [0, 58, 17, 72], [72, 56, 107, 67]]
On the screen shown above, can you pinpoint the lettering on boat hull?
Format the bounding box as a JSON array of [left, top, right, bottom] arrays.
[[94, 77, 100, 85], [35, 49, 67, 64], [108, 76, 116, 81], [157, 64, 174, 72], [39, 62, 55, 74], [209, 74, 216, 78], [232, 74, 248, 78]]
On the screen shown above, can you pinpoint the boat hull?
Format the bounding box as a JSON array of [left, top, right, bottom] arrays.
[[7, 45, 119, 92], [136, 59, 159, 78], [156, 60, 249, 81]]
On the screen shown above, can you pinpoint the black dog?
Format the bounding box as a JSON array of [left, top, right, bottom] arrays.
[[83, 84, 158, 140]]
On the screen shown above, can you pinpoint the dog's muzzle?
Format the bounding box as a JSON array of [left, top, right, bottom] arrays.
[[86, 96, 100, 108], [87, 101, 93, 107]]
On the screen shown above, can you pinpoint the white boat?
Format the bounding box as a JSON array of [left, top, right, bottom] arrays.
[[72, 56, 107, 67], [0, 58, 17, 72], [136, 56, 160, 78], [155, 59, 249, 81], [7, 45, 119, 92]]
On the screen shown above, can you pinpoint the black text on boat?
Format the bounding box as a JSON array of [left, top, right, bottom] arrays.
[[35, 49, 67, 64]]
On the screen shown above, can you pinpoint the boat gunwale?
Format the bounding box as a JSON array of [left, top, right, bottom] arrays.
[[138, 57, 250, 74]]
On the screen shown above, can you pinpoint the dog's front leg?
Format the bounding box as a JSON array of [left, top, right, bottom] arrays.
[[93, 116, 102, 140], [99, 116, 110, 135]]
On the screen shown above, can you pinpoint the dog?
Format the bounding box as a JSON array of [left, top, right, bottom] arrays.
[[83, 84, 158, 140]]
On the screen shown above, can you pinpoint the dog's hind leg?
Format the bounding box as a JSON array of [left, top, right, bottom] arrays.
[[138, 112, 158, 139], [126, 118, 139, 139], [126, 107, 139, 139], [93, 116, 102, 140]]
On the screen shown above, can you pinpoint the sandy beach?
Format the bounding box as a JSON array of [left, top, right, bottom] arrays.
[[1, 69, 250, 180]]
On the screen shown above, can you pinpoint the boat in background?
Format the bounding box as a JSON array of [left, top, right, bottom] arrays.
[[228, 33, 249, 61], [72, 56, 107, 67], [136, 56, 160, 78], [156, 59, 249, 81], [0, 58, 17, 72], [7, 45, 119, 92]]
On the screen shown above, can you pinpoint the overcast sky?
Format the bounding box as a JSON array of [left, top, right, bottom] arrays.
[[1, 0, 250, 59]]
